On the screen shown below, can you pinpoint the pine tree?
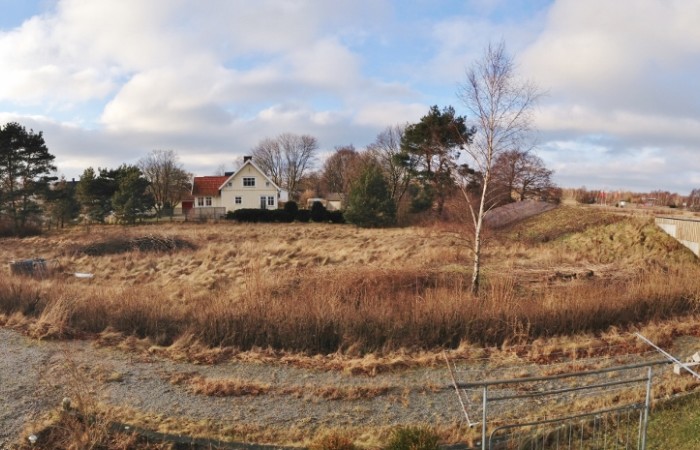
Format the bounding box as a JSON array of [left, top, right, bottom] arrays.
[[0, 122, 56, 234], [344, 165, 396, 228], [398, 106, 474, 216]]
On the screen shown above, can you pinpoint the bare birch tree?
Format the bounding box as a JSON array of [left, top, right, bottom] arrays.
[[458, 41, 540, 294]]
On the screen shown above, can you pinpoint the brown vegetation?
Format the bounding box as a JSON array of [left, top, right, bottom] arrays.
[[0, 206, 699, 358]]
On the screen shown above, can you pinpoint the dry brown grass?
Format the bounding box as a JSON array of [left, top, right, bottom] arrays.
[[167, 371, 395, 400], [1, 208, 699, 358], [169, 372, 271, 397]]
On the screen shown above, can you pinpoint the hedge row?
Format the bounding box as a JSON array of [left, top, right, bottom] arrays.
[[226, 207, 345, 224]]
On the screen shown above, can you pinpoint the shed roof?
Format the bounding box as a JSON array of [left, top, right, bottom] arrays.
[[192, 176, 228, 196]]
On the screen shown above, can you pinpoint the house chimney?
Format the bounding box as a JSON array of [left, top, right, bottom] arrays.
[[243, 155, 252, 163]]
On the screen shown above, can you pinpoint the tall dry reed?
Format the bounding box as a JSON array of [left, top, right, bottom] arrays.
[[1, 261, 698, 353]]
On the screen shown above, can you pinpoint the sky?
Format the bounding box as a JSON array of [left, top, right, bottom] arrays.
[[0, 0, 699, 193]]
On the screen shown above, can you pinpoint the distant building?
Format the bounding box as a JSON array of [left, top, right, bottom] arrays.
[[179, 156, 286, 218]]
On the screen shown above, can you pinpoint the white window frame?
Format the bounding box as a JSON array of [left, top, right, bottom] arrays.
[[205, 197, 212, 206], [197, 197, 204, 207], [243, 177, 256, 187], [235, 196, 242, 204], [267, 196, 274, 206]]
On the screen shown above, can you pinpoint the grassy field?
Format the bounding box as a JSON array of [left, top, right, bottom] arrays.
[[1, 205, 699, 358], [4, 205, 700, 448]]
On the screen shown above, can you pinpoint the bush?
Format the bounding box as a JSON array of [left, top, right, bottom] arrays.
[[384, 426, 440, 450], [295, 209, 311, 222], [283, 201, 299, 215], [327, 210, 345, 224], [226, 208, 289, 223], [310, 433, 358, 450], [310, 201, 327, 222], [282, 201, 298, 223], [225, 205, 343, 224]]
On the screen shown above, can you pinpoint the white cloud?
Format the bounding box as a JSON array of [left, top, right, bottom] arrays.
[[515, 0, 700, 192], [353, 102, 427, 127], [535, 104, 700, 148], [1, 0, 699, 192], [521, 0, 700, 115]]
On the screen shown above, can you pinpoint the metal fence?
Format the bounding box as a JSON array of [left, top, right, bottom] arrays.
[[447, 354, 667, 450], [170, 207, 226, 220]]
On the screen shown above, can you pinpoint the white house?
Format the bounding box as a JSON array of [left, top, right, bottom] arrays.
[[184, 157, 285, 216]]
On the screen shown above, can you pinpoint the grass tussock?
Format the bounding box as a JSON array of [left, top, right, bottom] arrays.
[[169, 372, 271, 397], [0, 208, 699, 356], [72, 234, 196, 256]]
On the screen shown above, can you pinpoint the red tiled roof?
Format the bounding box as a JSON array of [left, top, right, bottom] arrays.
[[192, 176, 228, 196]]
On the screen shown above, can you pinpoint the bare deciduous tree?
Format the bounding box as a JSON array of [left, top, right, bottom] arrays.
[[250, 138, 284, 187], [458, 41, 541, 294], [252, 133, 318, 200], [367, 124, 414, 207], [138, 149, 191, 218], [322, 145, 361, 197], [492, 149, 554, 202]]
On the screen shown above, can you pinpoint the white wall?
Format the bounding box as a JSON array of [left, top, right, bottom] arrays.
[[220, 164, 279, 211]]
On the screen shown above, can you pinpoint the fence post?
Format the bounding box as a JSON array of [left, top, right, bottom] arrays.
[[640, 367, 652, 450], [482, 386, 487, 450]]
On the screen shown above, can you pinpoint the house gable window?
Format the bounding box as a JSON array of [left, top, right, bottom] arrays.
[[243, 177, 255, 187], [267, 196, 274, 206], [197, 197, 204, 207], [235, 196, 242, 204]]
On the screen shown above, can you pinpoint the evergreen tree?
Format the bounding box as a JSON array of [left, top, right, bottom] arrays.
[[45, 177, 80, 228], [398, 106, 475, 216], [0, 122, 56, 234], [344, 165, 396, 228], [111, 165, 154, 224], [76, 167, 116, 223]]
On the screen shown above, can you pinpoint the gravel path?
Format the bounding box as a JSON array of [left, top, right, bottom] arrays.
[[0, 328, 461, 447], [3, 326, 693, 448]]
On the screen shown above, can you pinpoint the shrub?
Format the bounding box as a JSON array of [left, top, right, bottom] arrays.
[[227, 208, 281, 223], [310, 433, 358, 450], [311, 201, 328, 222], [296, 209, 311, 222], [284, 201, 299, 214], [384, 426, 440, 450], [282, 201, 298, 222], [327, 210, 345, 224]]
